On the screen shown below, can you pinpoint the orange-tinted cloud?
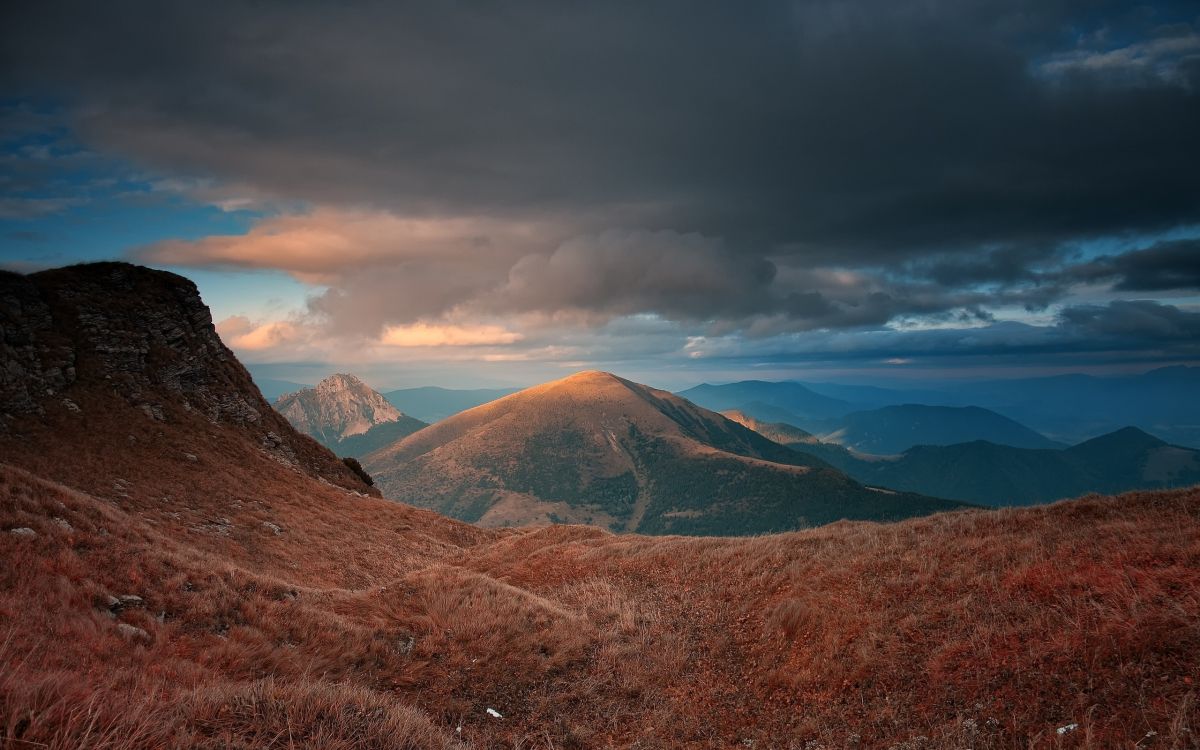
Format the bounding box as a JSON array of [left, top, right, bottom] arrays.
[[216, 316, 310, 351], [380, 322, 523, 347], [137, 208, 551, 283]]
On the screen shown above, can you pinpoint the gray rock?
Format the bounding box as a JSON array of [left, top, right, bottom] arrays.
[[139, 403, 165, 421], [116, 623, 150, 642], [9, 527, 36, 538], [117, 594, 144, 608], [261, 521, 283, 535]]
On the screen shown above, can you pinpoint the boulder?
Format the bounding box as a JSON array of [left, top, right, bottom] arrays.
[[116, 623, 150, 642]]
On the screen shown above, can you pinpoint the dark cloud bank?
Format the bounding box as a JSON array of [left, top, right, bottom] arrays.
[[2, 0, 1199, 367]]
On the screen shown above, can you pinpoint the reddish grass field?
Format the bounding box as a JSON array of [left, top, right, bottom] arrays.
[[1, 388, 1198, 748]]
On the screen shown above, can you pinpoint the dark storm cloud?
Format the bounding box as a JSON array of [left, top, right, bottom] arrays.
[[489, 230, 777, 321], [1060, 299, 1200, 340], [4, 0, 1199, 257], [1066, 239, 1200, 292], [1112, 241, 1200, 292], [686, 301, 1200, 368]]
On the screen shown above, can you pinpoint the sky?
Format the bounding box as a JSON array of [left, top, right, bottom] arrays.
[[2, 1, 1199, 391]]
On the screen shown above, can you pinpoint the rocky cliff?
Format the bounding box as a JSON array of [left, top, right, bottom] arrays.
[[0, 262, 374, 493]]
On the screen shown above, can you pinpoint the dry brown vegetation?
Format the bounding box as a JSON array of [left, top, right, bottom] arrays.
[[2, 388, 1198, 748]]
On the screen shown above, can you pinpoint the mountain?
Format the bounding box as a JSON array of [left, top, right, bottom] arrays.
[[275, 373, 403, 442], [820, 404, 1061, 453], [720, 409, 818, 445], [273, 373, 427, 456], [677, 380, 854, 423], [755, 422, 1200, 507], [364, 371, 967, 534], [383, 385, 518, 423], [2, 262, 1198, 748]]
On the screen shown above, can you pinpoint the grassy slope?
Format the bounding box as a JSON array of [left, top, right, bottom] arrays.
[[324, 416, 431, 458], [2, 409, 1199, 747]]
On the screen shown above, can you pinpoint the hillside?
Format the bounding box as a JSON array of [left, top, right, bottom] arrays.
[[720, 409, 819, 445], [274, 373, 428, 456], [821, 404, 1061, 453], [1, 262, 1198, 748], [365, 371, 965, 534], [330, 417, 429, 458]]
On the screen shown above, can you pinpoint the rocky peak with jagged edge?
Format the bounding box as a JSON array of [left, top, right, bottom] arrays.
[[275, 373, 403, 444], [0, 262, 375, 493]]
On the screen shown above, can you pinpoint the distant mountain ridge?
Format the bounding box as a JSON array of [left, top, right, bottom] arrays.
[[799, 368, 1200, 448], [382, 385, 518, 423], [680, 370, 1200, 449], [820, 403, 1061, 453], [364, 371, 967, 535], [737, 417, 1200, 506], [682, 380, 1059, 452], [678, 380, 853, 422], [274, 373, 428, 456]]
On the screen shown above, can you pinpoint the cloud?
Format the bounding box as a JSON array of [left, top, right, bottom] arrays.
[[1038, 28, 1200, 85], [149, 214, 1061, 339], [1059, 299, 1200, 340], [677, 300, 1200, 368], [5, 2, 1200, 377], [136, 208, 549, 282], [5, 2, 1199, 260], [380, 322, 522, 347], [216, 316, 310, 352], [0, 196, 86, 219], [1068, 239, 1200, 292], [488, 230, 776, 321]]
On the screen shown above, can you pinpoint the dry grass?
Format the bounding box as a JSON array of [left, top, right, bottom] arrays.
[[1, 387, 1199, 748]]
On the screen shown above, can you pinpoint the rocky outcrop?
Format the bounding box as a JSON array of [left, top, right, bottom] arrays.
[[1, 263, 260, 425], [0, 262, 375, 494]]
